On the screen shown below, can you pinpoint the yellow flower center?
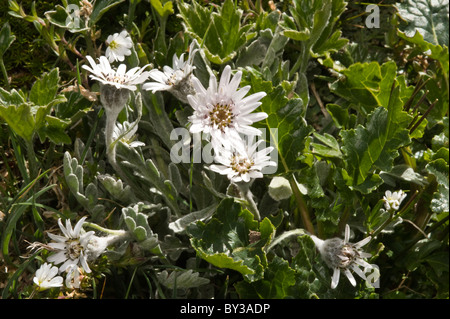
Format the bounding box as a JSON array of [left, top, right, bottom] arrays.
[[109, 40, 119, 50], [105, 72, 127, 84], [230, 154, 253, 174], [209, 103, 234, 131], [66, 239, 83, 260]]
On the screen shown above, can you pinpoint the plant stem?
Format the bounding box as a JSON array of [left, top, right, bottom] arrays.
[[0, 58, 10, 90], [289, 42, 310, 79], [266, 228, 306, 252], [127, 0, 138, 31], [84, 222, 130, 237], [237, 182, 261, 221], [371, 190, 419, 238], [25, 139, 39, 182], [289, 175, 315, 235], [104, 111, 136, 191], [337, 205, 351, 235]]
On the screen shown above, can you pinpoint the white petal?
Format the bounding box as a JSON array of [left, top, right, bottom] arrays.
[[344, 268, 356, 286], [57, 219, 70, 239], [344, 224, 350, 244], [331, 268, 340, 289], [226, 70, 242, 95], [143, 82, 171, 92], [80, 254, 92, 273], [233, 86, 251, 101], [355, 236, 371, 248], [354, 258, 372, 269], [47, 251, 67, 265], [48, 276, 64, 287], [241, 112, 268, 124], [73, 217, 87, 237], [218, 66, 231, 94], [47, 233, 68, 243]]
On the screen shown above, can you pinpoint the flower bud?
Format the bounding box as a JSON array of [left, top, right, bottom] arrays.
[[268, 176, 292, 201], [100, 85, 130, 118]]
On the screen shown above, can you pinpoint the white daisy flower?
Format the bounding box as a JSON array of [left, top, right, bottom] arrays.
[[383, 190, 407, 211], [187, 65, 268, 147], [209, 138, 276, 183], [47, 217, 95, 274], [113, 121, 145, 148], [311, 225, 376, 289], [105, 30, 133, 63], [33, 263, 64, 291], [82, 55, 150, 91], [143, 40, 199, 102]]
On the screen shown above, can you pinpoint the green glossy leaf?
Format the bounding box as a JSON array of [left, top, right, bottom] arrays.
[[187, 198, 275, 282], [404, 239, 442, 271], [29, 68, 60, 106], [311, 132, 342, 159], [0, 102, 35, 142], [234, 256, 296, 299], [157, 269, 209, 289], [45, 5, 89, 33], [169, 204, 217, 234], [282, 29, 310, 41], [178, 0, 255, 64], [37, 115, 71, 145], [426, 158, 449, 214], [0, 87, 26, 105], [150, 0, 174, 18], [396, 0, 449, 46], [0, 22, 16, 56], [330, 61, 398, 115], [281, 0, 348, 58], [398, 29, 449, 74], [380, 164, 428, 186], [290, 235, 325, 298], [340, 86, 412, 193], [241, 68, 313, 174], [89, 0, 126, 26]]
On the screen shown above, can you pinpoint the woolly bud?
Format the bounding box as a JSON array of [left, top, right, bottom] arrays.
[[268, 176, 292, 201]]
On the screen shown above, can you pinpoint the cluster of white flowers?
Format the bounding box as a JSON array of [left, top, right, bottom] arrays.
[[187, 65, 276, 183], [33, 217, 124, 292], [383, 190, 407, 211], [82, 30, 275, 184]]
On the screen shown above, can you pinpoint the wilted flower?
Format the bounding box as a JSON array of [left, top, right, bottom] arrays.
[[209, 138, 276, 183], [113, 121, 145, 148], [47, 217, 95, 274], [105, 30, 133, 63], [143, 40, 198, 102], [83, 55, 150, 91], [187, 65, 267, 148], [33, 263, 64, 291], [383, 190, 407, 211], [311, 225, 376, 289], [64, 265, 83, 289]]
